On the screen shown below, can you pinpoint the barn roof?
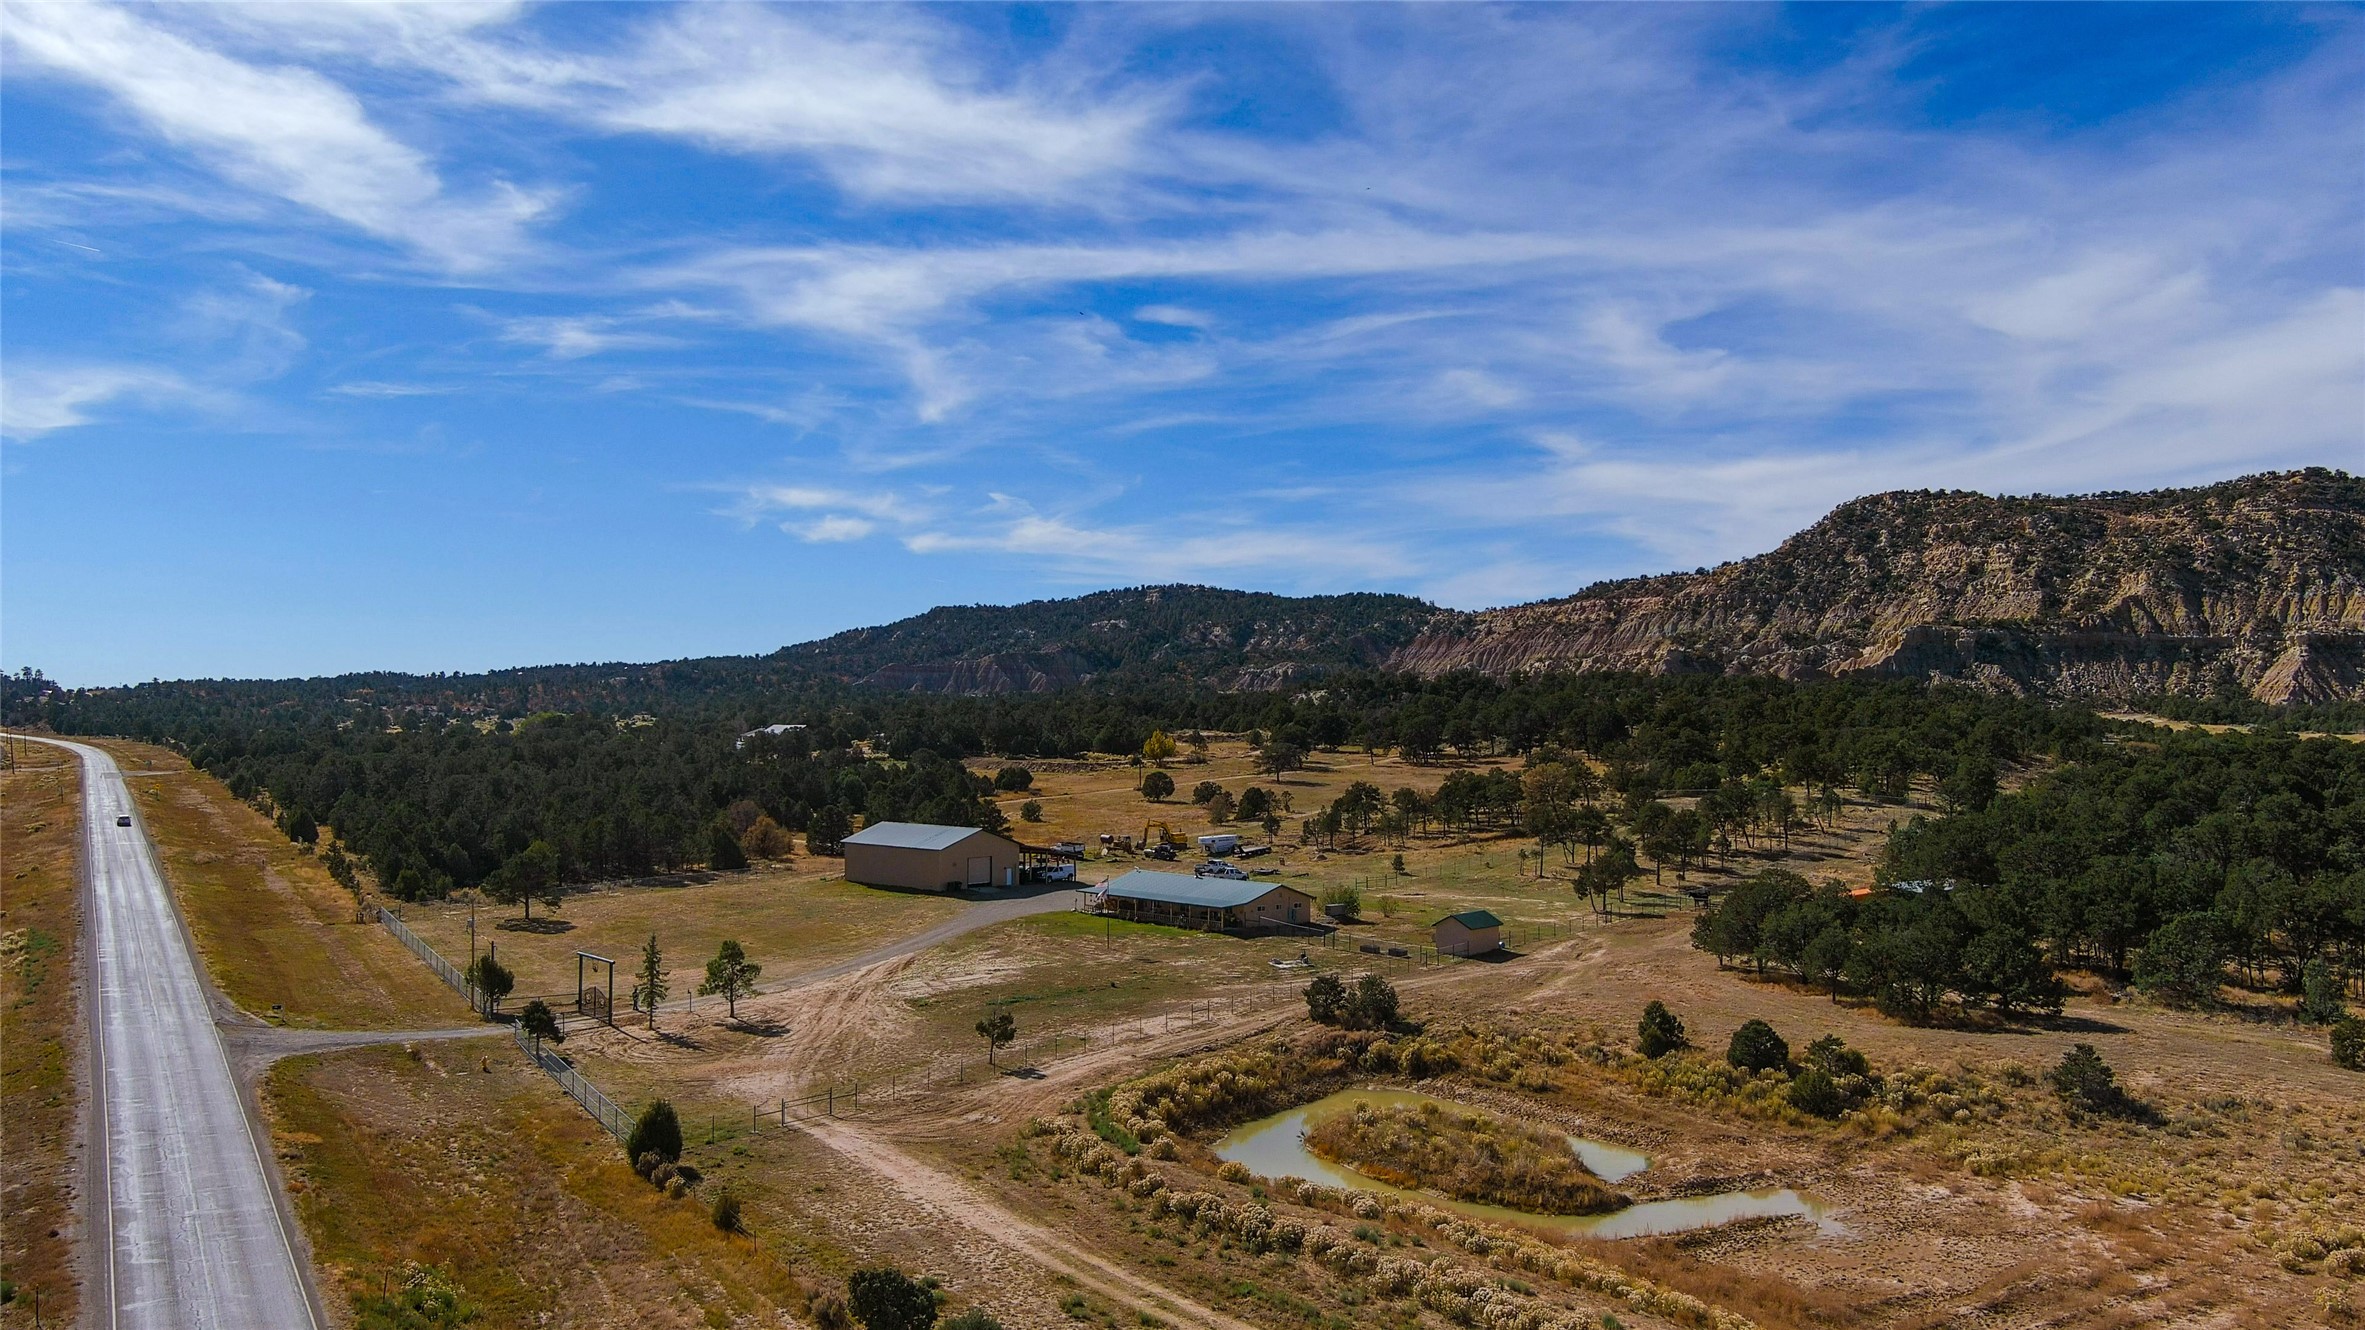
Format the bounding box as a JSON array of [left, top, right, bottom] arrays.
[[1098, 870, 1302, 910], [1435, 909, 1503, 929], [841, 821, 1001, 851]]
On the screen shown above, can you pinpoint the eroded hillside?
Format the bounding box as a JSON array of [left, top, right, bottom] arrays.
[[1393, 469, 2365, 702]]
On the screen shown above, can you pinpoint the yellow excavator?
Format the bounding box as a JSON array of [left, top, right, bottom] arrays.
[[1141, 821, 1189, 860]]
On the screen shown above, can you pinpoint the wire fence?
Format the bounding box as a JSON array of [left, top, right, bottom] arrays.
[[515, 1026, 632, 1143], [376, 905, 480, 1009], [749, 1083, 861, 1129]]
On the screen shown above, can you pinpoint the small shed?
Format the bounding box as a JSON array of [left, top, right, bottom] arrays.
[[1432, 909, 1504, 957], [842, 821, 1026, 892], [1096, 870, 1315, 934]]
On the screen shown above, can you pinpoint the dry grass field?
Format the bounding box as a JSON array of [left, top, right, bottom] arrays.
[[0, 741, 83, 1328], [267, 1040, 806, 1328], [86, 738, 469, 1029], [978, 739, 1902, 947], [400, 867, 967, 1011]]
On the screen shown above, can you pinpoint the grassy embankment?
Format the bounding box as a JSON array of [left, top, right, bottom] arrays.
[[1305, 1100, 1627, 1214], [269, 1042, 805, 1327], [88, 739, 465, 1029], [0, 742, 81, 1327]]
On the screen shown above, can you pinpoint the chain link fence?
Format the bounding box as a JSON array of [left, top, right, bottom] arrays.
[[376, 905, 478, 1007], [515, 1026, 631, 1143]]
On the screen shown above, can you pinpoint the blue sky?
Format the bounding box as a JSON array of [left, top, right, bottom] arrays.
[[4, 3, 2360, 685]]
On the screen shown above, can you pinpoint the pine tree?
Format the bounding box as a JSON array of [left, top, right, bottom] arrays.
[[638, 933, 668, 1030], [700, 940, 762, 1019]]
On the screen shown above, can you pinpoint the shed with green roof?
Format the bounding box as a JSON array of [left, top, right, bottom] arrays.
[[1432, 909, 1503, 957]]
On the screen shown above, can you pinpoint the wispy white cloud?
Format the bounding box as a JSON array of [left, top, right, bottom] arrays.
[[579, 6, 1161, 204], [176, 270, 311, 376], [1134, 304, 1212, 329], [494, 313, 683, 360], [5, 0, 548, 270], [898, 497, 1416, 588], [797, 514, 876, 543], [191, 2, 1165, 207], [723, 478, 1412, 587], [0, 364, 188, 440]]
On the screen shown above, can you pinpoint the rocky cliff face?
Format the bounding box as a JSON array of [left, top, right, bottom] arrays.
[[1390, 469, 2365, 703]]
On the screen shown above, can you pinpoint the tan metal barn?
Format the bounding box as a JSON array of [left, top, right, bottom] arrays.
[[841, 821, 1026, 892], [1432, 909, 1504, 957]]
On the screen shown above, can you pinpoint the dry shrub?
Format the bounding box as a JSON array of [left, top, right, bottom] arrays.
[[805, 1291, 852, 1330], [1113, 1029, 1389, 1134], [1305, 1101, 1625, 1215]]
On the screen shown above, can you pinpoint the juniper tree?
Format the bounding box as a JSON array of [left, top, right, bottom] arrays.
[[465, 953, 514, 1017], [1637, 1000, 1687, 1058], [975, 1010, 1016, 1066], [1304, 973, 1349, 1025], [1726, 1019, 1790, 1073], [517, 998, 564, 1046]]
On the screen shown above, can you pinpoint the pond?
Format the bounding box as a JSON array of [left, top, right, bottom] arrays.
[[1211, 1088, 1839, 1240]]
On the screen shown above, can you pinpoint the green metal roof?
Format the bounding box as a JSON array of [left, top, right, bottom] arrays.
[[1436, 909, 1502, 929]]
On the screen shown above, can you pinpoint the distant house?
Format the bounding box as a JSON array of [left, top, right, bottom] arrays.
[[736, 723, 807, 749], [1094, 870, 1314, 934], [1432, 909, 1504, 957], [842, 821, 1024, 892]]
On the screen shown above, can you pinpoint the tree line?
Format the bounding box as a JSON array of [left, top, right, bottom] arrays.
[[1694, 729, 2365, 1018], [10, 664, 2107, 908]]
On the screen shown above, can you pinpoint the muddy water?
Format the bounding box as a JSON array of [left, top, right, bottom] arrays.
[[1211, 1087, 1838, 1240]]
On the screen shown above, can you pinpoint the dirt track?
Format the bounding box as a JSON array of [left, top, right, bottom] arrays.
[[794, 1115, 1260, 1330]]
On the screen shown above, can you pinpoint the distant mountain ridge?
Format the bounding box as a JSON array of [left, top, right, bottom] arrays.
[[1391, 469, 2365, 703], [775, 586, 1437, 692], [24, 471, 2359, 708]]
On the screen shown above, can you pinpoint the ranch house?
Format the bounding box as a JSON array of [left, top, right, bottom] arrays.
[[1094, 870, 1316, 934]]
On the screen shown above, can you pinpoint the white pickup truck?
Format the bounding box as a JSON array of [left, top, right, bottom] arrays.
[[1193, 860, 1250, 880]]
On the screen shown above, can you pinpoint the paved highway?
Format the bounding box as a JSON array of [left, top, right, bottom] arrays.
[[43, 737, 320, 1330]]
